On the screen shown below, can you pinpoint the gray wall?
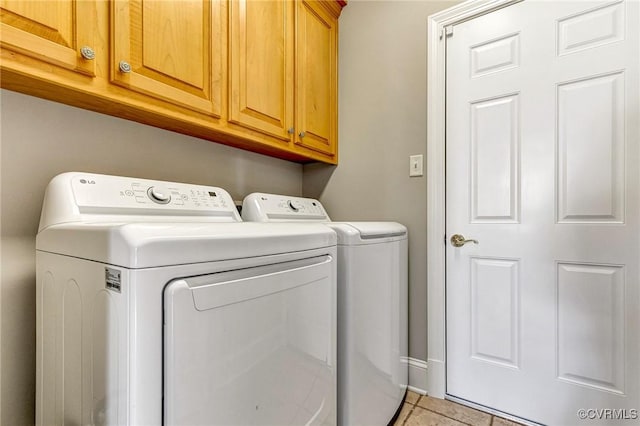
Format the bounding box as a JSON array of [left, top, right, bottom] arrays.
[[0, 89, 302, 425], [303, 0, 458, 362], [2, 1, 462, 421]]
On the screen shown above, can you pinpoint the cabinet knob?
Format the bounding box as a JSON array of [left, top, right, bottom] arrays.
[[80, 46, 95, 60], [288, 127, 295, 134], [299, 131, 306, 138], [119, 61, 132, 73]]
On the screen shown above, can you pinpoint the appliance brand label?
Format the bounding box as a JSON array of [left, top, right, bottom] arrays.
[[105, 267, 122, 293]]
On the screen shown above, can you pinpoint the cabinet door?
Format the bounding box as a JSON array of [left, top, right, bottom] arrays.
[[295, 0, 337, 157], [0, 0, 96, 76], [229, 0, 294, 141], [111, 0, 223, 117]]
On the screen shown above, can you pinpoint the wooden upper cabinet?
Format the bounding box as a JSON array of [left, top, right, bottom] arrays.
[[295, 0, 338, 157], [111, 0, 224, 118], [230, 0, 340, 161], [0, 0, 96, 76], [229, 0, 294, 141], [0, 0, 343, 163]]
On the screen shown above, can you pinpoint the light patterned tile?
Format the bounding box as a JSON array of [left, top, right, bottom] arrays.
[[405, 391, 422, 405], [405, 406, 468, 426], [492, 415, 525, 426], [393, 403, 414, 425], [417, 396, 492, 426]]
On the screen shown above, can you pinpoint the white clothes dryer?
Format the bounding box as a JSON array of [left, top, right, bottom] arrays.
[[36, 173, 337, 426], [242, 193, 408, 426]]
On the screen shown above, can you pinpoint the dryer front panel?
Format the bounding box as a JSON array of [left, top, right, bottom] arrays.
[[163, 255, 336, 426]]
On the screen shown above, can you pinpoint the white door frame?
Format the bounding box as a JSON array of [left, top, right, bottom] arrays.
[[425, 0, 523, 398]]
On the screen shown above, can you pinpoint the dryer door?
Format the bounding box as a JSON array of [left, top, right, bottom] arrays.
[[163, 255, 336, 426]]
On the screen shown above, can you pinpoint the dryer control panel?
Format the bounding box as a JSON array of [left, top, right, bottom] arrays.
[[39, 172, 242, 230], [242, 193, 330, 222]]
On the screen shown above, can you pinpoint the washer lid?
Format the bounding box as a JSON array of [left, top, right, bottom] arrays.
[[36, 222, 336, 268], [326, 222, 407, 245]]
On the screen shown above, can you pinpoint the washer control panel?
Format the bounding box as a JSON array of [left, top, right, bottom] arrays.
[[242, 193, 330, 222], [69, 173, 239, 218]]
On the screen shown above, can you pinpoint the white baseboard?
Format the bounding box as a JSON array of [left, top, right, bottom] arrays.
[[426, 359, 446, 398], [407, 357, 428, 395]]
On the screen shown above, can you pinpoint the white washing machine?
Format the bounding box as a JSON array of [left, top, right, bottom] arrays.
[[36, 173, 338, 426], [242, 193, 408, 426]]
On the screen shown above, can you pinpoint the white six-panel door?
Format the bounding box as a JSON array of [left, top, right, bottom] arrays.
[[446, 1, 639, 424]]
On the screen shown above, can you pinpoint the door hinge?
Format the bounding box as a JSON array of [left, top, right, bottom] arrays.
[[440, 26, 454, 39]]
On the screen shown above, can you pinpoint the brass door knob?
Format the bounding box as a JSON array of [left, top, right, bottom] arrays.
[[450, 234, 478, 247]]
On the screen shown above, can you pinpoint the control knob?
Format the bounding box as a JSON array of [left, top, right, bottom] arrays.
[[147, 186, 171, 204], [288, 200, 303, 212]]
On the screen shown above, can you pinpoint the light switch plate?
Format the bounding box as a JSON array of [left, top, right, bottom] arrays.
[[409, 154, 423, 177]]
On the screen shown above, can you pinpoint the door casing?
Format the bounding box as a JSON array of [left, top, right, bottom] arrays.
[[425, 0, 524, 399]]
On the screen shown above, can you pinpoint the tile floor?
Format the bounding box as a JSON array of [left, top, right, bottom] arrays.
[[393, 391, 525, 426]]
